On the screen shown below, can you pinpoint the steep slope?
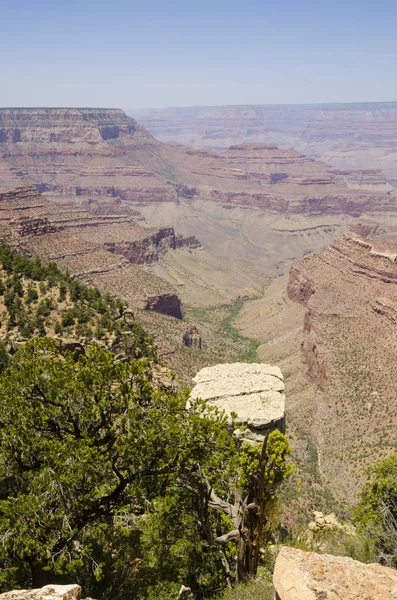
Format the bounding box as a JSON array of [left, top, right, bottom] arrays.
[[0, 242, 157, 363], [236, 233, 397, 504], [286, 233, 397, 501], [0, 186, 183, 316]]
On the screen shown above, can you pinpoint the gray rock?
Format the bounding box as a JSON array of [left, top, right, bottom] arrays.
[[190, 362, 285, 440], [178, 586, 195, 600], [0, 584, 82, 600]]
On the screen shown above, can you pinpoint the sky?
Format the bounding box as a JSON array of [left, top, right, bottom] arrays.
[[1, 0, 397, 109]]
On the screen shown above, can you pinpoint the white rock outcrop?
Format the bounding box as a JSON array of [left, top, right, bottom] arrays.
[[273, 547, 397, 600], [190, 363, 285, 439], [0, 585, 82, 600]]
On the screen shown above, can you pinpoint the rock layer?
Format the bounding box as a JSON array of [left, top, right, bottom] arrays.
[[273, 547, 397, 600], [190, 362, 285, 438], [287, 233, 397, 501], [0, 186, 183, 318]]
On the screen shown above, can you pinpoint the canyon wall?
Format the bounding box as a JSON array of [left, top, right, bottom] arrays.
[[287, 233, 397, 501]]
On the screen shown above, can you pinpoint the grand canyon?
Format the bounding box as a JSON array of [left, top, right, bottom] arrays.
[[2, 105, 397, 490], [2, 103, 397, 599]]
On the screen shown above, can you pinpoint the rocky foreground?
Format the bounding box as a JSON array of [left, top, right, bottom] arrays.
[[273, 547, 397, 599], [4, 548, 397, 599]]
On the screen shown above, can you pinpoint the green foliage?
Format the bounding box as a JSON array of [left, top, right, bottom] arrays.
[[0, 340, 237, 598], [220, 298, 260, 363], [140, 495, 225, 599], [354, 454, 397, 566], [0, 344, 9, 373], [0, 244, 156, 361], [26, 283, 38, 304], [238, 430, 295, 492], [222, 567, 274, 600]]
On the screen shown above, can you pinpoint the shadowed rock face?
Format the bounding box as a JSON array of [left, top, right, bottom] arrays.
[[104, 227, 200, 265], [273, 547, 397, 600], [144, 293, 183, 320], [190, 362, 285, 441]]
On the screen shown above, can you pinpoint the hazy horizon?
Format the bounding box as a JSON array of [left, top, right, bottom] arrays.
[[2, 0, 397, 108]]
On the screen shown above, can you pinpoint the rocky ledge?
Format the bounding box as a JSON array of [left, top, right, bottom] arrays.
[[190, 362, 285, 441], [0, 584, 87, 600], [0, 107, 150, 144], [273, 547, 397, 599]]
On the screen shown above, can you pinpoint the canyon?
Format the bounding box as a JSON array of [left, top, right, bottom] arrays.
[[130, 101, 397, 183], [236, 231, 397, 503], [2, 106, 397, 505]]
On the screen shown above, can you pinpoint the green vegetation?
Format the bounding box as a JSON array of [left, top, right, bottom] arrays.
[[0, 244, 156, 361], [0, 247, 297, 599], [354, 454, 397, 567], [0, 339, 294, 599], [222, 567, 274, 600], [185, 296, 260, 368], [219, 298, 260, 363]]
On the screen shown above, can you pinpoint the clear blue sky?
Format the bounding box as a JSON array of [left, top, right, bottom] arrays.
[[1, 0, 396, 108]]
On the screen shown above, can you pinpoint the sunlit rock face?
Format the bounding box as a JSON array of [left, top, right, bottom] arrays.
[[273, 547, 397, 600], [190, 362, 285, 442]]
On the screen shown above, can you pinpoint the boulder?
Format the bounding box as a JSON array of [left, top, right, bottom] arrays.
[[307, 511, 356, 536], [144, 293, 183, 320], [177, 585, 195, 600], [182, 325, 203, 350], [190, 362, 285, 439], [273, 546, 397, 600], [0, 584, 82, 600]]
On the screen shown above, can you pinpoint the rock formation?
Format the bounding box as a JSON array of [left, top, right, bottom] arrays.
[[130, 102, 397, 183], [144, 293, 183, 319], [307, 511, 356, 536], [273, 547, 397, 599], [190, 362, 285, 441], [177, 586, 195, 600], [104, 227, 200, 265], [182, 325, 203, 349], [287, 233, 397, 501], [0, 585, 83, 600]]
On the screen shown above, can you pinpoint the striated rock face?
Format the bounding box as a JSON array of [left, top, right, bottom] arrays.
[[144, 293, 183, 319], [190, 363, 285, 440], [0, 186, 184, 322], [0, 584, 82, 600], [130, 102, 397, 183], [1, 108, 397, 221], [273, 547, 397, 600], [287, 232, 397, 501], [0, 108, 146, 143], [104, 227, 200, 265], [13, 216, 59, 237]]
